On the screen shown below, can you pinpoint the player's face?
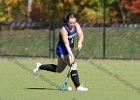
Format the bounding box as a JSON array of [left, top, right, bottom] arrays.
[[68, 18, 76, 30]]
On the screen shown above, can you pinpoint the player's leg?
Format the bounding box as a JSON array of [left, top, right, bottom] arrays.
[[33, 55, 67, 74], [33, 42, 67, 74], [65, 54, 88, 91], [33, 62, 57, 74], [64, 55, 80, 88], [56, 55, 67, 73], [38, 63, 57, 72]]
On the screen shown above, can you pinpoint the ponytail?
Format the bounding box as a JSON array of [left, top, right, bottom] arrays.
[[63, 12, 76, 23]]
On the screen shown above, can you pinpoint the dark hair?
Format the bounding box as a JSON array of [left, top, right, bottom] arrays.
[[63, 12, 76, 23]]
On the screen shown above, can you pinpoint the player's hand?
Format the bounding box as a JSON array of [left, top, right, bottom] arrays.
[[69, 54, 75, 64], [78, 42, 82, 51], [71, 55, 75, 64]]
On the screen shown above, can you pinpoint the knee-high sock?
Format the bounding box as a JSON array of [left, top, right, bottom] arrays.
[[71, 70, 80, 88], [39, 64, 57, 72]]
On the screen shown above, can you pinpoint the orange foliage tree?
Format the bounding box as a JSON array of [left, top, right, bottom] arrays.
[[0, 0, 27, 21], [122, 0, 140, 14], [1, 0, 139, 23], [122, 0, 140, 23]]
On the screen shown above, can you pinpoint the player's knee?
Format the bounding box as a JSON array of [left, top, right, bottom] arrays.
[[56, 69, 63, 73], [70, 63, 77, 70], [56, 67, 64, 73]]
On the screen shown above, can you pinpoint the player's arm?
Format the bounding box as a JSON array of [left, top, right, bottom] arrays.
[[75, 22, 84, 50], [60, 27, 74, 59]]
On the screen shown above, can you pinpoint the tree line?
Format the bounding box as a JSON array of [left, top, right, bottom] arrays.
[[0, 0, 140, 23]]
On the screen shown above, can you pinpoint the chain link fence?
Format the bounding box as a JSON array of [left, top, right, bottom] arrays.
[[0, 21, 140, 59]]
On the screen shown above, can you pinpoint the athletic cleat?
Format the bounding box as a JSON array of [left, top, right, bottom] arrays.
[[33, 63, 42, 75], [77, 84, 88, 91]]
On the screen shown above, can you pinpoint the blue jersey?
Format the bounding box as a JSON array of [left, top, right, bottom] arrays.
[[59, 24, 77, 48], [56, 24, 77, 57]]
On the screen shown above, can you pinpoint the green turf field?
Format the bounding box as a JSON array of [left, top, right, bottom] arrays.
[[0, 58, 140, 100]]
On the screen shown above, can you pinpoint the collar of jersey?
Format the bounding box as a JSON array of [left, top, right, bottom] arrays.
[[64, 24, 76, 33]]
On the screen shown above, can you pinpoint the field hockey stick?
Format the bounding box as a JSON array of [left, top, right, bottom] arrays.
[[59, 50, 80, 91]]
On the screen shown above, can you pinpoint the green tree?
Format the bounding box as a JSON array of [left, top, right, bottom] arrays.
[[88, 0, 118, 23]]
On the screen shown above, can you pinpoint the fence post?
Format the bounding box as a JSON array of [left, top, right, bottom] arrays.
[[49, 16, 56, 59], [103, 0, 106, 59], [49, 22, 52, 58], [0, 25, 2, 55], [52, 19, 55, 59]]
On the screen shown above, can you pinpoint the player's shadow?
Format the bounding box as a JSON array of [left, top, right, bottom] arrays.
[[26, 87, 58, 91]]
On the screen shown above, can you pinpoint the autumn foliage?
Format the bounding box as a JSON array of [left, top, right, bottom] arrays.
[[0, 0, 139, 23], [122, 0, 140, 14]]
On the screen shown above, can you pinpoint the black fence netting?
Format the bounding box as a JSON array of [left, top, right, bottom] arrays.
[[0, 21, 140, 59]]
